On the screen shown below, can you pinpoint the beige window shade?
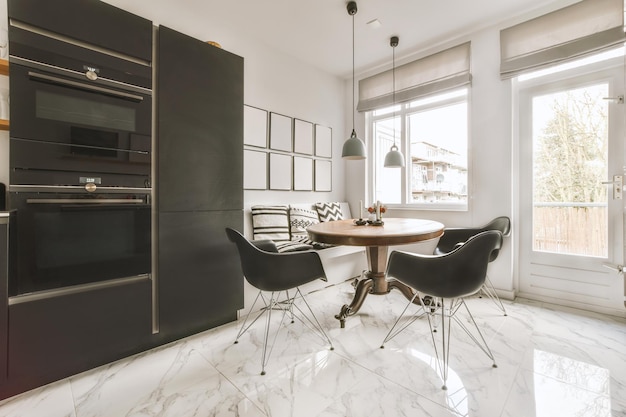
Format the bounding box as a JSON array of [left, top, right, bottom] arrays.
[[500, 0, 626, 79], [357, 42, 471, 112]]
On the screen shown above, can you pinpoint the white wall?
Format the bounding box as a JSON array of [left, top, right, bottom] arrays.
[[344, 25, 517, 298], [100, 1, 348, 218]]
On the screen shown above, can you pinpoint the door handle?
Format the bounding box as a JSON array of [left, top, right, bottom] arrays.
[[28, 71, 144, 102], [601, 175, 622, 200]]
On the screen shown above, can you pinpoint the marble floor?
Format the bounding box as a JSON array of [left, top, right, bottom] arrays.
[[0, 280, 625, 417]]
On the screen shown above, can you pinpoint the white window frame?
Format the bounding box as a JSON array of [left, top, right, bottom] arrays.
[[367, 87, 470, 211]]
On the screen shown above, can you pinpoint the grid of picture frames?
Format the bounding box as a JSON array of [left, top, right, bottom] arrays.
[[243, 105, 332, 191]]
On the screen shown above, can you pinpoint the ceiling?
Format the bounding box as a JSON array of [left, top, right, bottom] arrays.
[[105, 0, 580, 78]]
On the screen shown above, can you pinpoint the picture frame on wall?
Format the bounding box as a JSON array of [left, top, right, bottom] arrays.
[[315, 124, 332, 158], [269, 112, 292, 152], [269, 153, 292, 190], [243, 149, 267, 190], [244, 105, 268, 148], [293, 156, 313, 191], [315, 159, 332, 192], [294, 119, 314, 155]]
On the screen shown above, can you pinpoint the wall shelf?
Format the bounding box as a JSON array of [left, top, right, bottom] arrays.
[[0, 59, 7, 76], [0, 59, 9, 129]]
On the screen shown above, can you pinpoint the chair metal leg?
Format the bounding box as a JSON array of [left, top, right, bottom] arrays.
[[452, 299, 497, 369], [260, 291, 292, 375], [234, 291, 267, 344], [235, 288, 333, 375], [426, 298, 497, 390], [289, 288, 334, 351], [424, 297, 452, 390], [479, 276, 507, 316], [260, 292, 275, 375], [380, 291, 428, 348]]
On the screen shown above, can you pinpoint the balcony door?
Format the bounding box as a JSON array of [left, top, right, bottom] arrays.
[[518, 57, 625, 314]]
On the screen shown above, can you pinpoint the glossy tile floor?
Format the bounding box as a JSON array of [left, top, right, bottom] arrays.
[[1, 280, 625, 417]]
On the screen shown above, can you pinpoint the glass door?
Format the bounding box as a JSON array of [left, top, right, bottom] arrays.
[[518, 58, 625, 314]]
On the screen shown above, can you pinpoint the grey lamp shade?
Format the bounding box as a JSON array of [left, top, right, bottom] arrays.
[[384, 144, 405, 167], [342, 129, 366, 160]]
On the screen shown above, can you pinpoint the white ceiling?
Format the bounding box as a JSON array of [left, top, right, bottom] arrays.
[[106, 0, 580, 78]]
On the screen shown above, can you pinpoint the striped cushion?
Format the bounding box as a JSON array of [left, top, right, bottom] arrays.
[[251, 205, 290, 241], [274, 240, 314, 253], [315, 202, 343, 222]]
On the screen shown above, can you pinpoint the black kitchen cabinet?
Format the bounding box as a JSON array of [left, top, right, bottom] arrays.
[[157, 211, 243, 339], [156, 26, 244, 340], [157, 26, 243, 213], [8, 0, 152, 61], [7, 278, 152, 397], [0, 214, 10, 385]]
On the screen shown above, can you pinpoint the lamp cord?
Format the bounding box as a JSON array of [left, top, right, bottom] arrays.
[[392, 44, 396, 146], [352, 11, 355, 132]]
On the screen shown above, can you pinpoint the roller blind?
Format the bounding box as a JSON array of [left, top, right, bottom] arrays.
[[357, 42, 471, 112], [500, 0, 626, 79]]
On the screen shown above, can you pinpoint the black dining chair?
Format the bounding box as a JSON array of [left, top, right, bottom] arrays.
[[380, 230, 503, 390], [225, 227, 333, 375], [434, 216, 511, 315]]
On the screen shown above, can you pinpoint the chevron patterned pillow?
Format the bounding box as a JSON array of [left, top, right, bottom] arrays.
[[315, 202, 343, 222]]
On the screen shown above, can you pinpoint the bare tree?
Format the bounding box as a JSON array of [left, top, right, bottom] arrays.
[[534, 89, 608, 204]]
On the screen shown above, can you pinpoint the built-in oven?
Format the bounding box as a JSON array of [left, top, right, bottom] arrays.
[[8, 22, 152, 187], [7, 20, 154, 299], [8, 185, 151, 298]]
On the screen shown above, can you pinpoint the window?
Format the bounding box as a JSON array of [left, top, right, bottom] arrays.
[[369, 88, 468, 210]]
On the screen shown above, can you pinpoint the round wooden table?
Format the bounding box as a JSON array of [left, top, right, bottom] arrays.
[[307, 218, 444, 327]]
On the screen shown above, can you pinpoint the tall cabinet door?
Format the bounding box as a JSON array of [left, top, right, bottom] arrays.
[[157, 26, 243, 213], [156, 26, 244, 340]]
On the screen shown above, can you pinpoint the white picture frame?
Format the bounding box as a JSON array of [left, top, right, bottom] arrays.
[[293, 157, 313, 191], [269, 112, 292, 152], [244, 105, 268, 148], [315, 159, 332, 192], [243, 150, 267, 190], [315, 124, 332, 158], [294, 119, 314, 155], [269, 153, 292, 190]]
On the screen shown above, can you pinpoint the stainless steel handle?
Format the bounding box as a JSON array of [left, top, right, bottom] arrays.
[[26, 198, 146, 204], [601, 175, 622, 200], [28, 71, 144, 102], [8, 274, 152, 305], [10, 185, 152, 194]]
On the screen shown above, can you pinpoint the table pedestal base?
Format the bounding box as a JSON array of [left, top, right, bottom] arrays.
[[334, 274, 425, 328]]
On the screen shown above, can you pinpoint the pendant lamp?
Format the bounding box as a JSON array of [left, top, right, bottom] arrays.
[[342, 1, 366, 160], [383, 36, 405, 168]]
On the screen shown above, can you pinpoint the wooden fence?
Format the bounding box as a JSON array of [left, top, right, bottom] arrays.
[[533, 205, 607, 257]]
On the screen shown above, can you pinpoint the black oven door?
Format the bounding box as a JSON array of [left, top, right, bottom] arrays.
[[9, 62, 152, 185], [8, 187, 151, 297]]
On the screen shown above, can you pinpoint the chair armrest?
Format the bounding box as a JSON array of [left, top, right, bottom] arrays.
[[251, 239, 279, 253], [435, 228, 482, 255]]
